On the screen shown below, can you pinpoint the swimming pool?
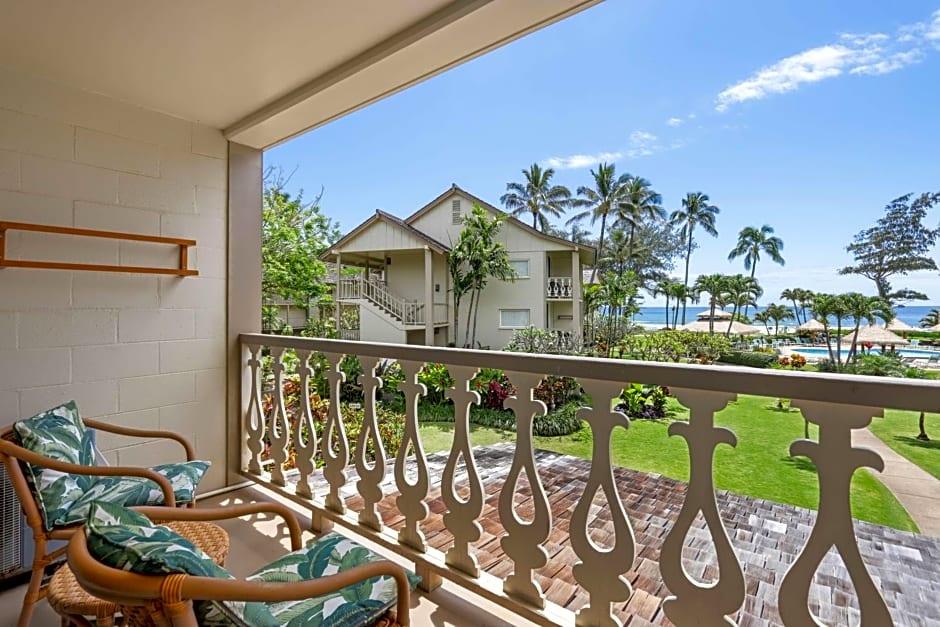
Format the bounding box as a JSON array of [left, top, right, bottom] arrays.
[[791, 346, 938, 360]]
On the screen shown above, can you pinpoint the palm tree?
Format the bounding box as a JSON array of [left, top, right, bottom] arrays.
[[568, 162, 633, 284], [692, 274, 729, 334], [764, 303, 794, 336], [920, 308, 940, 328], [812, 294, 851, 369], [728, 225, 784, 317], [653, 278, 680, 329], [781, 288, 803, 325], [753, 310, 772, 334], [722, 274, 762, 335], [500, 163, 572, 232], [618, 176, 664, 266], [668, 282, 691, 329], [670, 192, 720, 324], [843, 293, 893, 362], [564, 216, 592, 245]]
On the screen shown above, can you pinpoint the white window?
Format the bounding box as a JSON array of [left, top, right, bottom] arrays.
[[499, 309, 530, 329], [508, 259, 529, 278], [451, 199, 461, 224]]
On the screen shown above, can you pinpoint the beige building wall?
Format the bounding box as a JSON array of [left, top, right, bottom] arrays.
[[358, 302, 407, 344], [0, 67, 229, 490]]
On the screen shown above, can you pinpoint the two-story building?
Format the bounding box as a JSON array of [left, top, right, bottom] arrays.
[[322, 185, 595, 349]]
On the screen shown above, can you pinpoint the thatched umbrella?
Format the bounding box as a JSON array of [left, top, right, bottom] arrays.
[[676, 319, 763, 335], [929, 323, 940, 332], [885, 318, 915, 332], [797, 319, 826, 332], [840, 324, 909, 347], [696, 309, 733, 320]]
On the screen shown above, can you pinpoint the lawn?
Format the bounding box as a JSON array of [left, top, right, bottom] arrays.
[[419, 394, 917, 532], [869, 410, 940, 480]]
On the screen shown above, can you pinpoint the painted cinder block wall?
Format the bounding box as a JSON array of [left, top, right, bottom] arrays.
[[0, 67, 229, 490]]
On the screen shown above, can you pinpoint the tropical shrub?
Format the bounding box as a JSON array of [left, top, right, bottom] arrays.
[[533, 375, 581, 410], [418, 363, 454, 404], [505, 326, 579, 354], [789, 353, 807, 368], [614, 384, 669, 419], [471, 368, 515, 410]]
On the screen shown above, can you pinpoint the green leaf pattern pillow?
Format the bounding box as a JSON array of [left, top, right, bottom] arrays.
[[14, 401, 95, 529]]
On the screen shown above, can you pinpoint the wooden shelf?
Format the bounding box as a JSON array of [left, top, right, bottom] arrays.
[[0, 221, 198, 276]]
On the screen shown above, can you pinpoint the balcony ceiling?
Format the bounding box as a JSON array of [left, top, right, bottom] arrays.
[[0, 0, 601, 149]]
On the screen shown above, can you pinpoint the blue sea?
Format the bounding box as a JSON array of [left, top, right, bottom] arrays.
[[634, 305, 937, 328]]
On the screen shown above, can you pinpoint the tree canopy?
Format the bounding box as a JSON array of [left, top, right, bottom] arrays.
[[261, 169, 340, 307], [839, 192, 940, 304]]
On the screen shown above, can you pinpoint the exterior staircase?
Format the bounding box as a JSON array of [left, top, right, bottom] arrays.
[[337, 277, 425, 326]]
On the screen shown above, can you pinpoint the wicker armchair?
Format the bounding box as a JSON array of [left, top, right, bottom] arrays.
[[67, 504, 412, 627], [0, 417, 199, 627]]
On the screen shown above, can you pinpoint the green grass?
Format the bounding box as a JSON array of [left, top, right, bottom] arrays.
[[420, 395, 918, 532], [869, 410, 940, 480]]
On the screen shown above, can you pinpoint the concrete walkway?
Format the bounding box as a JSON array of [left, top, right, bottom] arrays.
[[853, 428, 940, 536]]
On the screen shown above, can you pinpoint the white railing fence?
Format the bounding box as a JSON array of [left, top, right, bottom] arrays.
[[240, 333, 939, 626], [547, 276, 574, 299], [338, 277, 423, 325]]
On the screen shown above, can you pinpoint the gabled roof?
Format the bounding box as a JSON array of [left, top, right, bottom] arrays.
[[322, 209, 449, 260], [405, 184, 596, 258]]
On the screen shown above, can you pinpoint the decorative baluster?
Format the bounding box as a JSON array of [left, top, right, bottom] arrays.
[[244, 344, 264, 475], [267, 347, 290, 486], [570, 379, 634, 627], [395, 360, 430, 552], [660, 389, 744, 627], [779, 401, 891, 626], [355, 356, 386, 531], [293, 349, 318, 499], [500, 373, 551, 608], [442, 365, 484, 577], [322, 352, 349, 515]]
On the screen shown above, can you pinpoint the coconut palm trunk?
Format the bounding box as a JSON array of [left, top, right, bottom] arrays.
[[918, 411, 929, 441], [682, 233, 693, 324]]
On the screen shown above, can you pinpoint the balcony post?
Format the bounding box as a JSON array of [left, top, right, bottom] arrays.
[[334, 252, 342, 335], [425, 246, 433, 345], [571, 251, 582, 340]]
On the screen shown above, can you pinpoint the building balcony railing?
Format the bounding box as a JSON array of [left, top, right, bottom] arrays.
[[547, 276, 574, 299], [239, 333, 939, 626]]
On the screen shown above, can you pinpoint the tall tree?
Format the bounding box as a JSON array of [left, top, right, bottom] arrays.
[[618, 176, 664, 265], [670, 192, 720, 324], [839, 192, 940, 304], [812, 294, 851, 369], [261, 170, 339, 311], [728, 225, 784, 317], [842, 293, 893, 363], [722, 274, 762, 335], [452, 204, 516, 347], [568, 162, 632, 284], [500, 163, 572, 231], [692, 274, 729, 334], [920, 309, 940, 328], [764, 303, 794, 336]]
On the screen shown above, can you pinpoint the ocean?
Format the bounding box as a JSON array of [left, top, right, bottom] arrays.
[[634, 305, 937, 328]]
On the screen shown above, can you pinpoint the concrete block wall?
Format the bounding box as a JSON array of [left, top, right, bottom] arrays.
[[0, 67, 229, 490]]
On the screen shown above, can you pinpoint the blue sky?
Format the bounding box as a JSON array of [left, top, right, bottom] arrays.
[[266, 0, 940, 306]]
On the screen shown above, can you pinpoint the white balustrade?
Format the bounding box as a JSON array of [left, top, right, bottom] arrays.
[[240, 333, 939, 626], [547, 276, 574, 299]]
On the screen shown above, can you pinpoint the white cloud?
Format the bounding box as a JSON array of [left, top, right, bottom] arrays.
[[716, 11, 939, 111], [626, 130, 659, 158], [542, 151, 623, 170], [666, 117, 684, 127]]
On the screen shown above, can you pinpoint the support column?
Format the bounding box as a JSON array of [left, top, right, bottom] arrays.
[[424, 246, 434, 345], [571, 251, 582, 340], [227, 142, 262, 486], [335, 252, 342, 335]]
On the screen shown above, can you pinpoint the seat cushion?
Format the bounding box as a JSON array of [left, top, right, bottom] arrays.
[[52, 459, 210, 528], [14, 401, 96, 530], [212, 532, 421, 627]]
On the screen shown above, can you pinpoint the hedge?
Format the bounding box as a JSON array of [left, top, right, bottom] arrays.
[[417, 400, 583, 436], [718, 351, 777, 368]]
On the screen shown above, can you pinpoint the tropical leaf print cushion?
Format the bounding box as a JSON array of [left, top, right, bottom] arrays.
[[239, 532, 421, 627], [14, 400, 211, 529], [14, 401, 96, 529]]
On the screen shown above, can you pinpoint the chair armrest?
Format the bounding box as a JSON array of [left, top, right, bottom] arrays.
[[184, 561, 411, 625], [83, 418, 196, 461], [0, 439, 175, 507], [133, 502, 303, 551]]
